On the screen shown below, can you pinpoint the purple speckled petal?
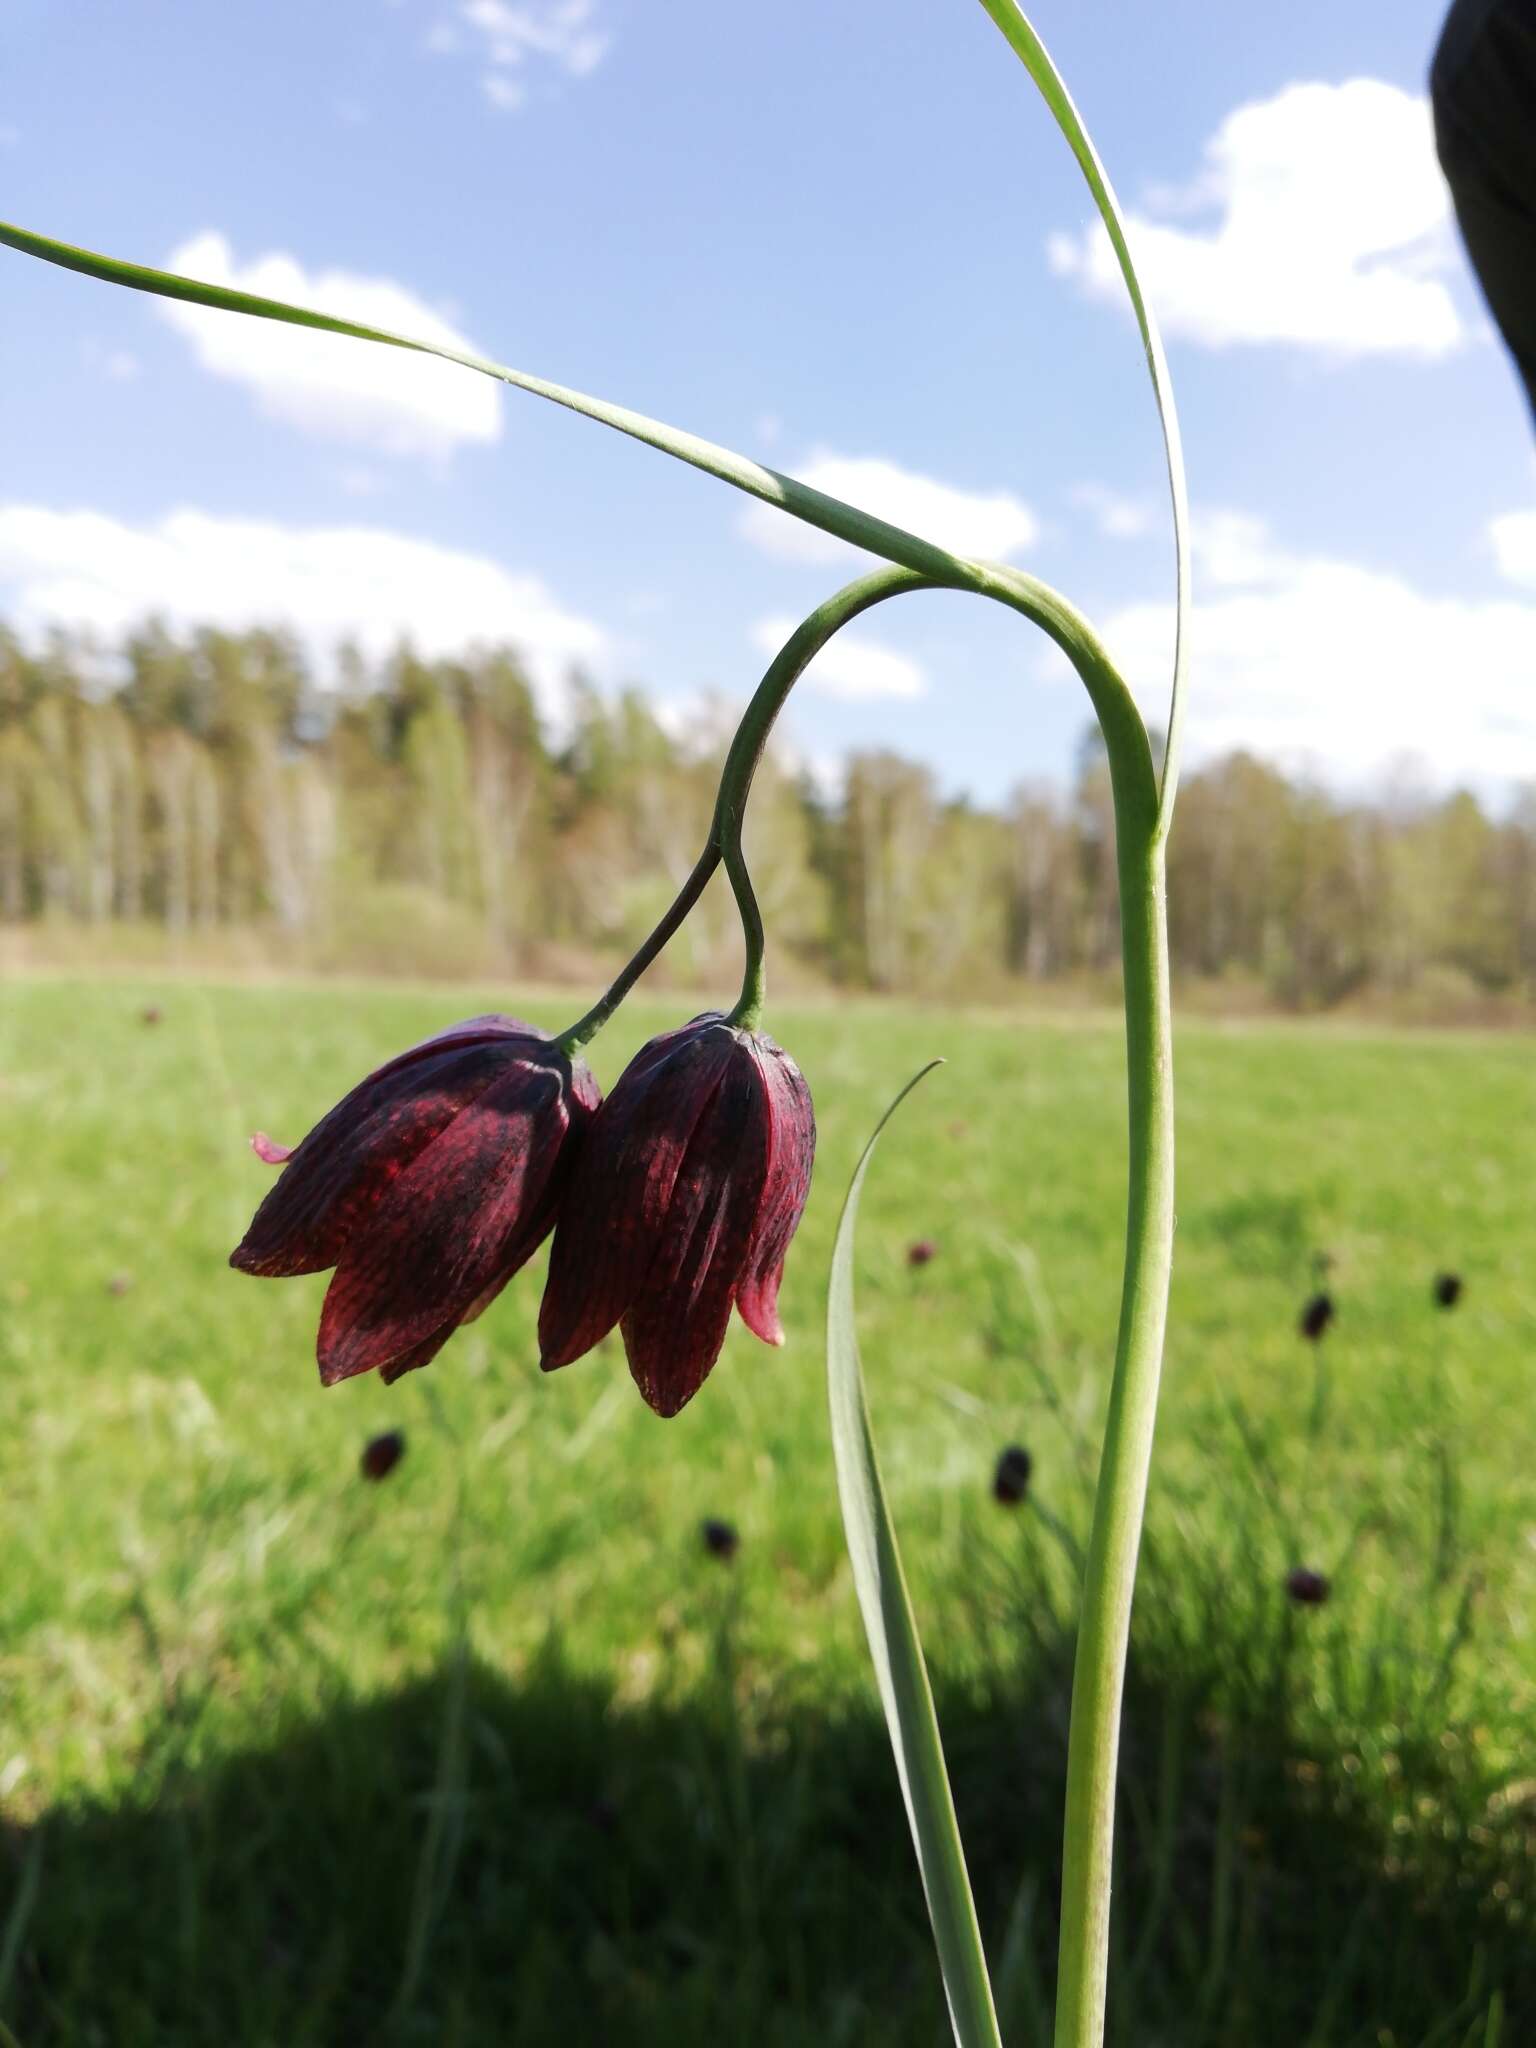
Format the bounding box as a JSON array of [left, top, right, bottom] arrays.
[[231, 1039, 520, 1279], [619, 1052, 772, 1417], [734, 1036, 816, 1347], [537, 1019, 735, 1374], [316, 1058, 572, 1385]]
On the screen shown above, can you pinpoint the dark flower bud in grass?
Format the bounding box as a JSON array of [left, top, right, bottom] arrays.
[[360, 1429, 406, 1482], [701, 1516, 740, 1560], [106, 1272, 133, 1298], [1299, 1291, 1334, 1342], [993, 1444, 1032, 1506], [1285, 1565, 1330, 1606], [907, 1239, 937, 1268], [538, 1012, 816, 1418], [141, 1004, 162, 1026], [1434, 1271, 1463, 1309], [231, 1015, 600, 1387]]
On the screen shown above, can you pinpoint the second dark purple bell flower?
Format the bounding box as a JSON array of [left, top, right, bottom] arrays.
[[538, 1012, 816, 1417]]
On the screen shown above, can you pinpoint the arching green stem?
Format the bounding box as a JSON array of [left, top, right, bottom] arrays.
[[702, 562, 1170, 2048], [554, 841, 721, 1056], [565, 548, 1171, 2048]]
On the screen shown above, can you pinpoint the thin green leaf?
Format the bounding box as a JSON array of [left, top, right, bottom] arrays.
[[0, 217, 975, 587], [827, 1061, 1003, 2048], [973, 0, 1191, 833]]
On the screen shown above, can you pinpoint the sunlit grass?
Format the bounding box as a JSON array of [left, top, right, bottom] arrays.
[[2, 977, 1533, 2042]]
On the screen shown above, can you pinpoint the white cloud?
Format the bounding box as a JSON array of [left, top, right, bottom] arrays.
[[81, 341, 141, 383], [158, 232, 500, 458], [750, 616, 925, 702], [1094, 512, 1536, 785], [1072, 483, 1157, 540], [334, 465, 392, 498], [740, 450, 1038, 566], [1489, 508, 1536, 588], [1050, 80, 1463, 358], [0, 505, 603, 721], [432, 0, 610, 109]]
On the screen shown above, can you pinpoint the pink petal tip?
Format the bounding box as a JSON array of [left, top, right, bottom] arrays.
[[251, 1132, 294, 1166]]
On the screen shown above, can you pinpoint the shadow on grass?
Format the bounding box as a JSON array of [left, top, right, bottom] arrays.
[[3, 1612, 1532, 2048]]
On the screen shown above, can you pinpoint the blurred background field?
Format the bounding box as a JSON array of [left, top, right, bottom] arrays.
[[2, 974, 1534, 2045], [6, 627, 1536, 1028]]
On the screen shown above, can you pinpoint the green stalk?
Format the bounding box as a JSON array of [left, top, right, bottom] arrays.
[[555, 841, 721, 1055], [701, 564, 1167, 2047], [1053, 822, 1175, 2048]]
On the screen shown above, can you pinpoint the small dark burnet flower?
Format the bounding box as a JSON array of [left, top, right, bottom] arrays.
[[106, 1272, 133, 1297], [231, 1015, 600, 1387], [993, 1444, 1033, 1506], [701, 1516, 740, 1560], [360, 1428, 406, 1482], [588, 1796, 620, 1835], [1434, 1271, 1463, 1310], [1285, 1565, 1330, 1606], [539, 1012, 816, 1418], [1299, 1291, 1334, 1342], [141, 1004, 162, 1027], [907, 1239, 938, 1268]]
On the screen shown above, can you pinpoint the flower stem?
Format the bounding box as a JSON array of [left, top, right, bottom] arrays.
[[554, 841, 721, 1055], [562, 547, 1170, 2048], [1052, 820, 1175, 2048]]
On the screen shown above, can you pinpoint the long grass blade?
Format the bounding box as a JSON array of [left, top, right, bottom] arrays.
[[972, 0, 1190, 831], [827, 1061, 1003, 2048], [0, 217, 976, 587]]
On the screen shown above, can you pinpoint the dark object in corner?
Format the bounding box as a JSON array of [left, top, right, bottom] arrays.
[[1432, 0, 1536, 424]]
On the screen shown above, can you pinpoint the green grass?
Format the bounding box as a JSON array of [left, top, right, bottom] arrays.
[[2, 977, 1534, 2045]]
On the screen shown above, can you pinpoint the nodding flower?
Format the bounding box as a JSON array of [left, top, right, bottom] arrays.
[[232, 1016, 600, 1386], [538, 1013, 816, 1418], [1298, 1291, 1334, 1342], [1434, 1271, 1463, 1309], [993, 1444, 1033, 1506], [1285, 1565, 1330, 1606]]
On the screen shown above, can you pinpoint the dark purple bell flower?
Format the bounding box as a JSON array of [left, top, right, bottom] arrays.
[[1299, 1292, 1334, 1342], [993, 1444, 1032, 1506], [231, 1015, 600, 1386], [360, 1429, 406, 1482], [1285, 1565, 1330, 1606], [538, 1012, 816, 1417]]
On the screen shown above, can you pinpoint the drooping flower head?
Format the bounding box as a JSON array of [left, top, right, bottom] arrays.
[[231, 1015, 600, 1386], [993, 1444, 1032, 1506], [1298, 1290, 1334, 1342], [1285, 1565, 1330, 1606], [538, 1012, 816, 1417]]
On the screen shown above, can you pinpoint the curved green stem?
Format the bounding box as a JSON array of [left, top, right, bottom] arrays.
[[0, 218, 986, 591], [1053, 828, 1174, 2048], [973, 0, 1191, 839], [704, 561, 1168, 2048], [554, 841, 720, 1055], [721, 834, 766, 1032], [559, 548, 1171, 2048]]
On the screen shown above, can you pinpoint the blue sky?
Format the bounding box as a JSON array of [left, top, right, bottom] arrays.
[[3, 0, 1534, 804]]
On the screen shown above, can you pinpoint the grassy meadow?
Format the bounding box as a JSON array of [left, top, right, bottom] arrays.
[[2, 976, 1535, 2045]]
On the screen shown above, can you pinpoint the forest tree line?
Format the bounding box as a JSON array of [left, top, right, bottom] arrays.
[[3, 621, 1535, 1011]]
